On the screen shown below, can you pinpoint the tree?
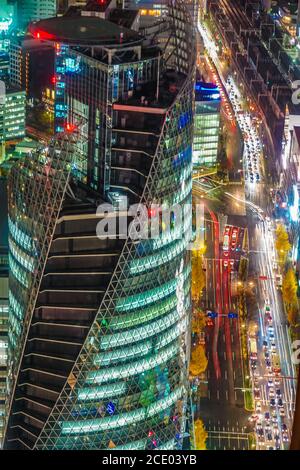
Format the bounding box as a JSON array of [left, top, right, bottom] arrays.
[[192, 309, 207, 334], [191, 248, 206, 302], [275, 224, 291, 264], [282, 268, 299, 326], [194, 419, 208, 450], [189, 344, 208, 377]]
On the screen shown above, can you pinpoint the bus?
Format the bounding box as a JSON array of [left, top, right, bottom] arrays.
[[272, 353, 281, 374], [249, 337, 257, 359], [223, 235, 229, 254]]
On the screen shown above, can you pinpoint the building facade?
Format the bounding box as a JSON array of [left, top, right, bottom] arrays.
[[193, 81, 220, 168], [17, 0, 58, 29], [4, 0, 196, 450], [0, 86, 26, 142], [0, 177, 8, 447]]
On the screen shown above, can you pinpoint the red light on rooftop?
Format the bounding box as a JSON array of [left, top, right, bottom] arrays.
[[65, 123, 76, 133], [51, 76, 56, 85], [33, 29, 55, 41]]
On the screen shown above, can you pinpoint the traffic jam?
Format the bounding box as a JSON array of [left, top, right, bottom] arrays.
[[249, 301, 291, 450], [227, 76, 263, 185]]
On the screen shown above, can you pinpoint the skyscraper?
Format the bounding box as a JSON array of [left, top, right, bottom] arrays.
[[0, 177, 8, 447], [193, 81, 221, 168], [4, 0, 196, 450], [17, 0, 58, 29], [0, 86, 26, 143]]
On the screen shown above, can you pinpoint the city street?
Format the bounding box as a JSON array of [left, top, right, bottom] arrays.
[[197, 9, 297, 450]]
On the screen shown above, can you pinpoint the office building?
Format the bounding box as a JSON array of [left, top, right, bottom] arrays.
[[0, 53, 9, 82], [193, 81, 221, 168], [17, 0, 58, 29], [0, 86, 26, 142], [9, 37, 54, 100], [3, 0, 196, 450], [0, 177, 8, 447]]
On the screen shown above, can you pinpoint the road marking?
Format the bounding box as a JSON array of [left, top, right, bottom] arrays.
[[217, 389, 220, 400], [224, 351, 227, 360], [225, 370, 228, 380], [225, 390, 228, 400]]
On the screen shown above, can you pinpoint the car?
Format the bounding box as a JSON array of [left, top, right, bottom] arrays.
[[249, 414, 260, 422], [256, 401, 262, 412], [263, 340, 268, 350], [266, 360, 272, 370], [275, 442, 281, 450], [268, 378, 273, 387], [276, 389, 282, 397], [264, 412, 270, 422], [269, 388, 275, 398], [267, 432, 273, 441], [223, 260, 228, 268], [271, 342, 276, 351], [275, 378, 281, 386], [282, 424, 287, 432], [282, 432, 289, 442], [270, 398, 276, 407], [254, 389, 261, 399], [280, 408, 285, 417], [265, 352, 270, 359], [277, 398, 283, 407]]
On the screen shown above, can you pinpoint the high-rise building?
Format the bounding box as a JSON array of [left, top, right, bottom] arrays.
[[0, 86, 26, 143], [17, 0, 58, 29], [193, 81, 221, 168], [3, 0, 196, 450], [9, 37, 54, 100], [0, 177, 8, 447], [0, 52, 10, 82]]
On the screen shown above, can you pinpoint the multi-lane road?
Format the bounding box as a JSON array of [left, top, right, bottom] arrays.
[[197, 12, 296, 450]]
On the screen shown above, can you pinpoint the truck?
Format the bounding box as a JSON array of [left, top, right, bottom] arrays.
[[249, 337, 257, 359], [272, 353, 281, 374]]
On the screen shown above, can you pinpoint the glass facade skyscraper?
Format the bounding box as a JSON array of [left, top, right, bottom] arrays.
[[3, 0, 196, 450], [193, 81, 221, 168]]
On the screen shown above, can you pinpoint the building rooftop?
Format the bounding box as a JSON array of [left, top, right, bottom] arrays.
[[29, 15, 143, 47], [113, 70, 187, 114], [195, 81, 221, 102], [109, 8, 140, 29]]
